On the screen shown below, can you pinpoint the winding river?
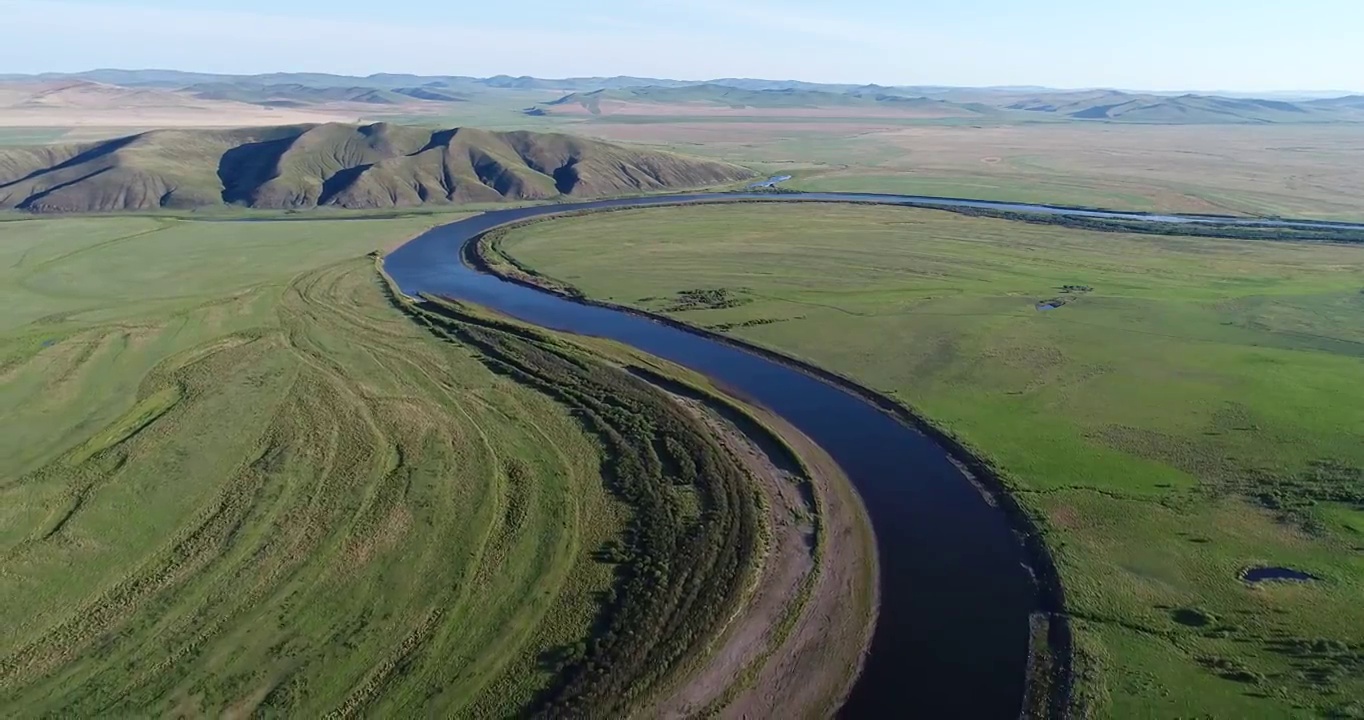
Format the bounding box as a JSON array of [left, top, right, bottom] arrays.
[[384, 192, 1364, 718]]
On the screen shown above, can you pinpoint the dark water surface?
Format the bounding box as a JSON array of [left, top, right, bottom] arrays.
[[384, 192, 1364, 717], [1242, 566, 1319, 584]]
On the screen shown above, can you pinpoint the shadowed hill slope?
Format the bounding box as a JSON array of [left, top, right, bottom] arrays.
[[0, 123, 754, 212]]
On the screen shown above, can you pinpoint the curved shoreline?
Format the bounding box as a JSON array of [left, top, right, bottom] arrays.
[[461, 203, 1073, 717], [391, 283, 878, 716]]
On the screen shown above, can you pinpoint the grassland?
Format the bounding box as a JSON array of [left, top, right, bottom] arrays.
[[1, 214, 617, 715], [1, 212, 871, 715], [6, 75, 1362, 222], [494, 202, 1364, 718], [567, 120, 1364, 222]]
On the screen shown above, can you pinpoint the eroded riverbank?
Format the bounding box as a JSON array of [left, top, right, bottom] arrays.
[[383, 280, 878, 715]]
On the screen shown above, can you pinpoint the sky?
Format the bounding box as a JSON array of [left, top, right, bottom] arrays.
[[1, 0, 1360, 92]]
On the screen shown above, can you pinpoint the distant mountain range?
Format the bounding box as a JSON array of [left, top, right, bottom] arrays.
[[544, 84, 995, 118], [0, 123, 753, 212], [1, 70, 1362, 125], [181, 82, 469, 107], [997, 89, 1355, 123], [1, 70, 1355, 99], [535, 85, 1364, 124], [0, 70, 691, 92]]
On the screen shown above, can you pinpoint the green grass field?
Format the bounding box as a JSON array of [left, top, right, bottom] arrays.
[[0, 215, 631, 715], [0, 212, 861, 716], [495, 202, 1364, 718], [1, 215, 591, 714]]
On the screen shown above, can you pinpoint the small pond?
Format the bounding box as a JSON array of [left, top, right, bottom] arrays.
[[1241, 566, 1319, 584]]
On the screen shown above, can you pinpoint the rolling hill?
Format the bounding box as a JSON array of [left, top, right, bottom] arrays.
[[0, 80, 362, 128], [1306, 95, 1364, 111], [0, 70, 694, 93], [541, 84, 992, 117], [1003, 90, 1361, 123], [183, 83, 470, 107], [2, 71, 1361, 125], [0, 122, 754, 212], [538, 84, 1364, 123]]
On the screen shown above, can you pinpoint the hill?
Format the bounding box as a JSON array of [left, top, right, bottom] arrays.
[[183, 82, 469, 106], [3, 71, 1361, 125], [1003, 90, 1361, 123], [542, 84, 991, 118], [1306, 95, 1364, 110], [0, 70, 693, 92], [0, 80, 360, 128], [0, 123, 754, 212]]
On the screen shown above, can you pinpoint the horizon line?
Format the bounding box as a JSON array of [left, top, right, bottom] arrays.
[[2, 67, 1359, 97]]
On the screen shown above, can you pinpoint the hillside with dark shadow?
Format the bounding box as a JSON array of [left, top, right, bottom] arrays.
[[0, 123, 754, 212]]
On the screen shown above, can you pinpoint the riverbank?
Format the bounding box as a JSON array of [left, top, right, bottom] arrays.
[[388, 286, 879, 716], [465, 206, 1074, 717]]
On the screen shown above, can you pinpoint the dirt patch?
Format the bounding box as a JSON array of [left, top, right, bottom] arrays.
[[1050, 504, 1081, 530], [642, 383, 877, 718], [719, 408, 877, 719]]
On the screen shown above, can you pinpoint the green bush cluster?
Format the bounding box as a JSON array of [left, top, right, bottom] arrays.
[[1232, 460, 1364, 528], [657, 288, 753, 313]]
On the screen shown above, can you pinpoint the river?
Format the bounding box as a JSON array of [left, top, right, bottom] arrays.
[[383, 192, 1364, 717]]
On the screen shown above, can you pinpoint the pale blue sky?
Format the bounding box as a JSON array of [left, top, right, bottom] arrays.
[[1, 0, 1360, 91]]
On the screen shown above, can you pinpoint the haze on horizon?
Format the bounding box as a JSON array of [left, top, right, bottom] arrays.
[[0, 0, 1361, 93]]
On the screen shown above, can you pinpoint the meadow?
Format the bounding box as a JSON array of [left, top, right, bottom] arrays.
[[0, 214, 615, 715], [5, 71, 1364, 716], [0, 212, 868, 715], [496, 202, 1364, 718], [562, 118, 1364, 222]]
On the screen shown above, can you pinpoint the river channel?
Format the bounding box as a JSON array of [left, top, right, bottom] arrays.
[[383, 191, 1364, 717]]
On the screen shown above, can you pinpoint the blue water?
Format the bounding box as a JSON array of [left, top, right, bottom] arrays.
[[386, 195, 1038, 718], [1242, 566, 1318, 583]]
